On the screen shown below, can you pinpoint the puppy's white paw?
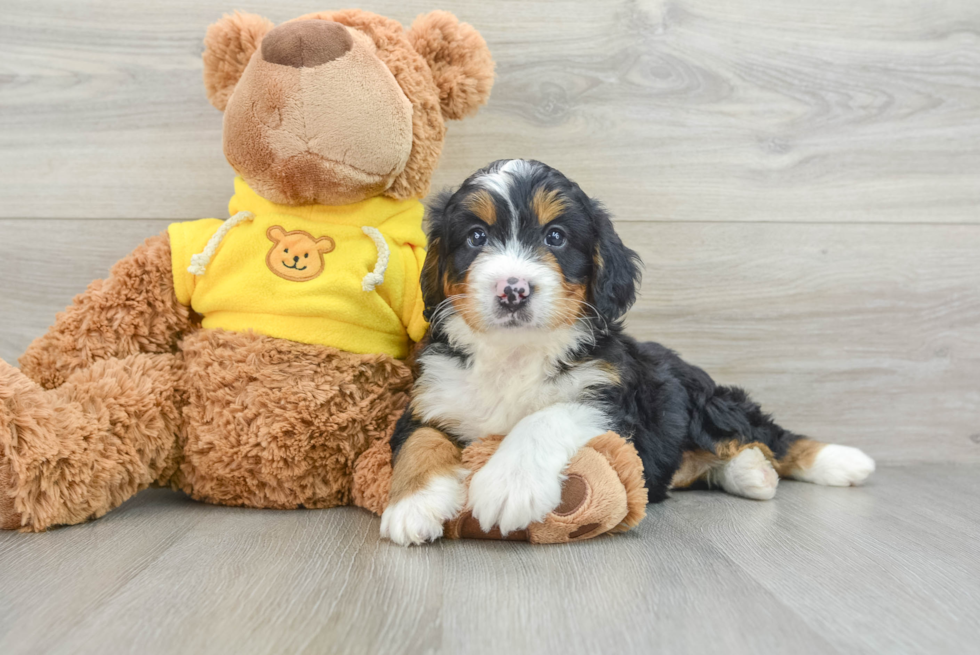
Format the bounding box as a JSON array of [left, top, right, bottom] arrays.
[[467, 456, 563, 535], [795, 444, 875, 486], [713, 447, 779, 500], [380, 472, 466, 546]]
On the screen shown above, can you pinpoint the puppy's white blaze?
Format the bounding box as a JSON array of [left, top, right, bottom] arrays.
[[499, 158, 535, 176], [792, 444, 875, 486], [467, 402, 610, 535], [710, 447, 779, 501], [475, 160, 536, 239], [380, 469, 467, 546], [415, 315, 613, 444], [475, 170, 511, 201]]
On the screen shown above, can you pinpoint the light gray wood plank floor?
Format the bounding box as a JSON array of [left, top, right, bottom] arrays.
[[1, 465, 977, 655]]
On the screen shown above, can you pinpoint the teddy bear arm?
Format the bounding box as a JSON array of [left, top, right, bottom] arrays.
[[355, 432, 649, 544], [19, 232, 195, 389], [443, 432, 647, 544]]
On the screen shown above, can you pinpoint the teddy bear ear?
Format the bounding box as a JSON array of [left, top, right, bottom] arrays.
[[203, 12, 275, 111], [407, 11, 495, 120], [316, 236, 336, 254]]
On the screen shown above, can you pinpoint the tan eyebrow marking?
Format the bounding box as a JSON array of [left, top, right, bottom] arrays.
[[533, 188, 566, 226], [466, 189, 497, 225]]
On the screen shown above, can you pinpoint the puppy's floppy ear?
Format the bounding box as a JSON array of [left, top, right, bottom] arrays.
[[420, 190, 453, 321], [407, 11, 495, 120], [589, 200, 642, 323], [203, 12, 275, 111]]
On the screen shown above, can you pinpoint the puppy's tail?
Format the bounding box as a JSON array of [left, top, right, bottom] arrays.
[[698, 384, 802, 459]]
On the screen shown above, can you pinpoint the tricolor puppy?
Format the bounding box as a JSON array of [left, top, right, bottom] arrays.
[[380, 159, 875, 546]]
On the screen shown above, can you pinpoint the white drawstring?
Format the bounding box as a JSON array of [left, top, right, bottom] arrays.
[[187, 211, 254, 276], [361, 226, 389, 292]]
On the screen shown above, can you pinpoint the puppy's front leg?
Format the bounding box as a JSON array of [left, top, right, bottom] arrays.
[[381, 427, 466, 546], [467, 402, 610, 535]]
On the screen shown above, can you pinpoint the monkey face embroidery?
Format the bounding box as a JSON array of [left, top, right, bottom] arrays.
[[265, 226, 335, 281]]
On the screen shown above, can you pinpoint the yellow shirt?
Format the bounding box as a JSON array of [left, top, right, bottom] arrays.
[[169, 177, 428, 359]]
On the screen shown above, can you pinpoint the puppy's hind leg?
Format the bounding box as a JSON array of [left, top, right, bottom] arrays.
[[712, 444, 780, 500], [683, 382, 872, 496], [671, 442, 780, 501], [775, 439, 875, 487]]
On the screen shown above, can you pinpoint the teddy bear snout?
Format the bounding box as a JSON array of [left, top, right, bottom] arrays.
[[261, 20, 353, 69]]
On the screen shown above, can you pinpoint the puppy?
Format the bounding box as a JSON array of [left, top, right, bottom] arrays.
[[380, 159, 875, 546]]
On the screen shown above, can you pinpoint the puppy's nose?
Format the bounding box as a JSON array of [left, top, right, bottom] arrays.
[[496, 277, 531, 310], [261, 20, 353, 68]]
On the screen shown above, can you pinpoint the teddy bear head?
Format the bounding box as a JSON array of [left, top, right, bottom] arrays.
[[203, 9, 494, 206]]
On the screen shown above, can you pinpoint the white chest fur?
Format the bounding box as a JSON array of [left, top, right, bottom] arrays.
[[413, 318, 613, 443]]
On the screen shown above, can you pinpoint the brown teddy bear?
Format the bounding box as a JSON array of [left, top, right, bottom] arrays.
[[0, 8, 646, 541]]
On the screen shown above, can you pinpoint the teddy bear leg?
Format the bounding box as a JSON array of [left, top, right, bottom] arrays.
[[351, 434, 393, 516], [18, 232, 194, 390], [443, 432, 648, 544], [0, 353, 181, 531]]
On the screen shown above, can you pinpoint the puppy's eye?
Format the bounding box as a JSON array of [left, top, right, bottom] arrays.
[[467, 228, 488, 248], [545, 228, 566, 248]]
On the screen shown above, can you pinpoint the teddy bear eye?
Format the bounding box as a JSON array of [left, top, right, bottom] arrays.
[[284, 248, 289, 254], [304, 253, 309, 258]]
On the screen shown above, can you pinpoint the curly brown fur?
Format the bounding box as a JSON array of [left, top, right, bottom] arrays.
[[203, 12, 275, 111], [351, 436, 393, 516], [0, 456, 18, 530], [0, 355, 182, 532], [19, 232, 194, 390], [407, 11, 494, 120], [174, 329, 412, 510]]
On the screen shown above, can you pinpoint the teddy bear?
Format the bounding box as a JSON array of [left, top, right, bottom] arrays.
[[0, 8, 647, 542]]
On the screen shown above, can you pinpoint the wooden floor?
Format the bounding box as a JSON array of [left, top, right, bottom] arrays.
[[0, 465, 977, 654]]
